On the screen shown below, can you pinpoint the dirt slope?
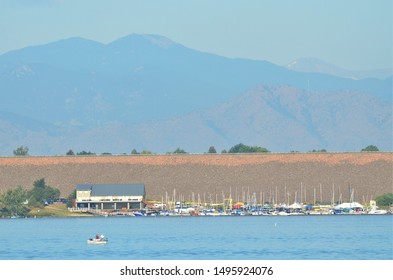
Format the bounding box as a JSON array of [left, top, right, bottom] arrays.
[[0, 153, 391, 204]]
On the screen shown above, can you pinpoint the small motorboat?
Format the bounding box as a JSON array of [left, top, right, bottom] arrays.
[[87, 235, 108, 244]]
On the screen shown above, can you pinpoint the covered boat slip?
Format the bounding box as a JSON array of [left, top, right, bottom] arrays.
[[77, 201, 143, 211], [75, 184, 146, 211]]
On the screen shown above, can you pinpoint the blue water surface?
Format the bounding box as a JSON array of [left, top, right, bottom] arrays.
[[0, 215, 392, 260]]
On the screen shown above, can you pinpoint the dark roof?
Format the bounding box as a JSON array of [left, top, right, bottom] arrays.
[[76, 184, 145, 197]]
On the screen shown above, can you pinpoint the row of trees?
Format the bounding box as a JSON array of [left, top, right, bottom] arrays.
[[93, 144, 379, 155], [0, 179, 61, 217], [375, 193, 393, 206], [12, 144, 381, 157]]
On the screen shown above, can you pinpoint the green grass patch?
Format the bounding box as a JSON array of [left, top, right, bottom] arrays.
[[28, 203, 91, 217]]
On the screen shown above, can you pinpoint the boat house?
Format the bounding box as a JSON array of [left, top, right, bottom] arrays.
[[75, 184, 146, 211]]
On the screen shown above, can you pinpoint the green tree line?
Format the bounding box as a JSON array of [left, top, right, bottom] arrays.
[[12, 144, 382, 157], [375, 193, 393, 206], [0, 178, 61, 217]]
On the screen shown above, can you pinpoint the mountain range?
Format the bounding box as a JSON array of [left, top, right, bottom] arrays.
[[0, 34, 391, 155]]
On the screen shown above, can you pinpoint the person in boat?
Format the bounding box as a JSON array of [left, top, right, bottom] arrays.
[[100, 234, 105, 240], [95, 234, 99, 239]]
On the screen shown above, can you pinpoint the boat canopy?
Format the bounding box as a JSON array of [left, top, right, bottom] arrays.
[[288, 202, 302, 209], [335, 202, 364, 209]]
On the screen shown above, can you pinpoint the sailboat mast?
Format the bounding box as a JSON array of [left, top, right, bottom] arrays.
[[313, 187, 316, 205], [331, 183, 335, 206], [319, 183, 323, 204], [300, 182, 303, 204]]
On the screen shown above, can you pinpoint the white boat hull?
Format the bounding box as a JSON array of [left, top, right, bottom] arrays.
[[87, 238, 108, 244]]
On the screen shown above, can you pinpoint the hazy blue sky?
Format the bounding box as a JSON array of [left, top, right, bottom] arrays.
[[1, 0, 392, 70]]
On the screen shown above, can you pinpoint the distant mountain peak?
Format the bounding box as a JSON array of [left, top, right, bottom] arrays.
[[140, 34, 176, 49], [108, 33, 178, 50], [286, 57, 344, 74], [41, 36, 104, 49], [286, 57, 392, 80]]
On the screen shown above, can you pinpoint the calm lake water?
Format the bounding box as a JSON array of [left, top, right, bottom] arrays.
[[0, 215, 392, 260]]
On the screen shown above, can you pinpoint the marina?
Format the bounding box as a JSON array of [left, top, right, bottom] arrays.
[[71, 198, 392, 217], [78, 203, 391, 217], [71, 183, 392, 217]]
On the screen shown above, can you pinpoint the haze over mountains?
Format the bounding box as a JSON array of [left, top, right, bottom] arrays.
[[285, 57, 392, 80], [0, 34, 391, 155]]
